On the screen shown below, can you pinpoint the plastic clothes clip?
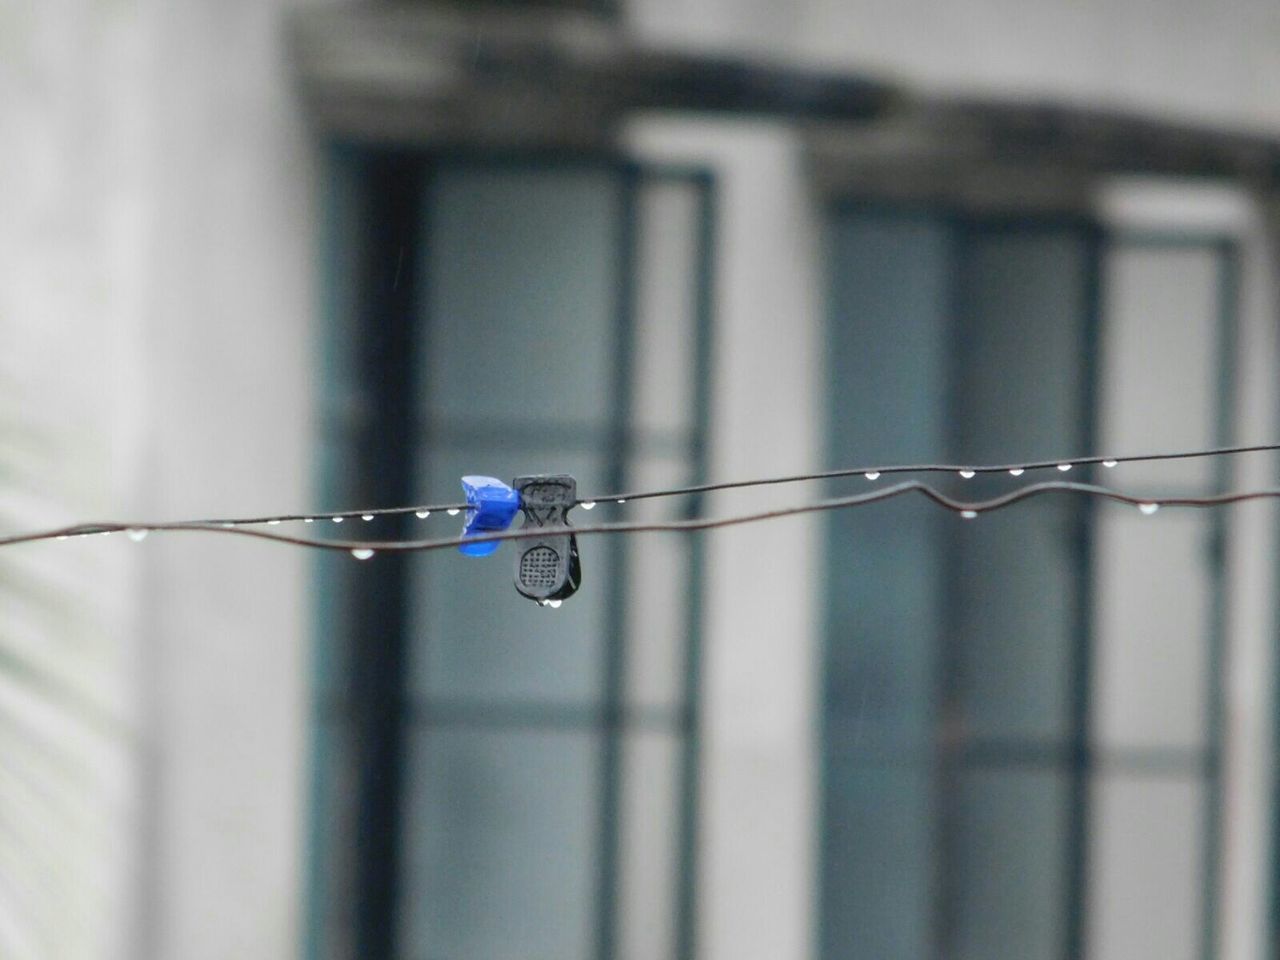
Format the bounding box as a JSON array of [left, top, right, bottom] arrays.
[[512, 474, 581, 605], [458, 476, 522, 556]]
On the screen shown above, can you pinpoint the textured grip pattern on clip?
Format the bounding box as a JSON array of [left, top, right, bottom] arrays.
[[512, 474, 582, 603]]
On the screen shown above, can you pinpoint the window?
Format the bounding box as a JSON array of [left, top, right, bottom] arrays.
[[307, 151, 714, 960], [1088, 233, 1235, 960], [819, 208, 1238, 959]]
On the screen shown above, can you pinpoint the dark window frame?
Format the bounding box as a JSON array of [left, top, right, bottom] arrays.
[[305, 145, 716, 960], [817, 203, 1239, 960]]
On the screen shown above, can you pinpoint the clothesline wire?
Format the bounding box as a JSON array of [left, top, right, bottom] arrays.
[[115, 440, 1280, 532], [587, 441, 1280, 504], [6, 478, 1278, 555]]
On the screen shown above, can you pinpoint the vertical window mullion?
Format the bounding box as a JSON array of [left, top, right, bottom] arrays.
[[1201, 239, 1240, 960], [675, 170, 715, 960], [1067, 223, 1103, 960], [934, 215, 966, 960], [594, 162, 639, 960], [348, 154, 427, 960]]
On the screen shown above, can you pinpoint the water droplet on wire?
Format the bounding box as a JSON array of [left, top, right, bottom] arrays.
[[267, 520, 281, 526], [303, 518, 314, 523], [1057, 463, 1072, 472], [351, 548, 374, 560], [1139, 503, 1159, 515], [332, 517, 344, 523], [126, 529, 148, 542], [539, 599, 563, 609], [581, 502, 596, 510], [1009, 468, 1025, 477], [362, 514, 374, 522], [864, 472, 880, 481], [415, 510, 431, 519], [959, 470, 975, 479], [447, 508, 460, 516], [1103, 460, 1118, 468], [960, 510, 978, 520]]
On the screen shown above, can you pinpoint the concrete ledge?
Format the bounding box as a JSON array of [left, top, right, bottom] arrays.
[[289, 3, 895, 146]]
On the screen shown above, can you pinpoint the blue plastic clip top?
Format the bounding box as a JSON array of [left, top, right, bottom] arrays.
[[458, 476, 522, 556]]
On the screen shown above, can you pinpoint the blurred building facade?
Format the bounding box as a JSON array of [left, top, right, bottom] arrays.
[[3, 2, 1280, 960]]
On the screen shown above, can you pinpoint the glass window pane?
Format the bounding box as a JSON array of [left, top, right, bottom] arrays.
[[950, 228, 1089, 743], [625, 456, 693, 712], [632, 178, 701, 439], [820, 761, 934, 960], [953, 501, 1078, 742], [308, 718, 359, 960], [319, 150, 369, 429], [1099, 244, 1222, 489], [950, 226, 1091, 741], [952, 769, 1069, 960], [826, 213, 950, 462], [313, 548, 352, 702], [409, 446, 609, 707], [1094, 511, 1211, 750], [822, 212, 948, 960], [624, 533, 690, 713], [421, 166, 621, 429], [399, 728, 600, 960], [826, 501, 942, 754], [1087, 774, 1203, 960], [824, 211, 950, 755], [954, 228, 1091, 463], [623, 531, 689, 713], [617, 731, 680, 960]]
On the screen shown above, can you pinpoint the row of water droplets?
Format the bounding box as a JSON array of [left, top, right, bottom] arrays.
[[278, 505, 464, 560], [328, 505, 464, 560], [860, 456, 1158, 520], [52, 504, 468, 560], [74, 496, 635, 562], [48, 459, 1167, 557], [861, 459, 1119, 484]]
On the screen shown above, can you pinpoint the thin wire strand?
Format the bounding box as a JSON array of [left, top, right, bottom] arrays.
[[98, 441, 1280, 530], [8, 480, 1279, 555], [584, 441, 1280, 504], [186, 500, 471, 526]]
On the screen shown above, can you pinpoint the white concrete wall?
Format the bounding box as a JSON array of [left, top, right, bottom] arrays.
[[140, 2, 318, 958], [1, 2, 156, 957], [0, 1, 319, 958]]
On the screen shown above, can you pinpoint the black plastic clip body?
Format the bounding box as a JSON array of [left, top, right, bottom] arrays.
[[512, 475, 582, 606]]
